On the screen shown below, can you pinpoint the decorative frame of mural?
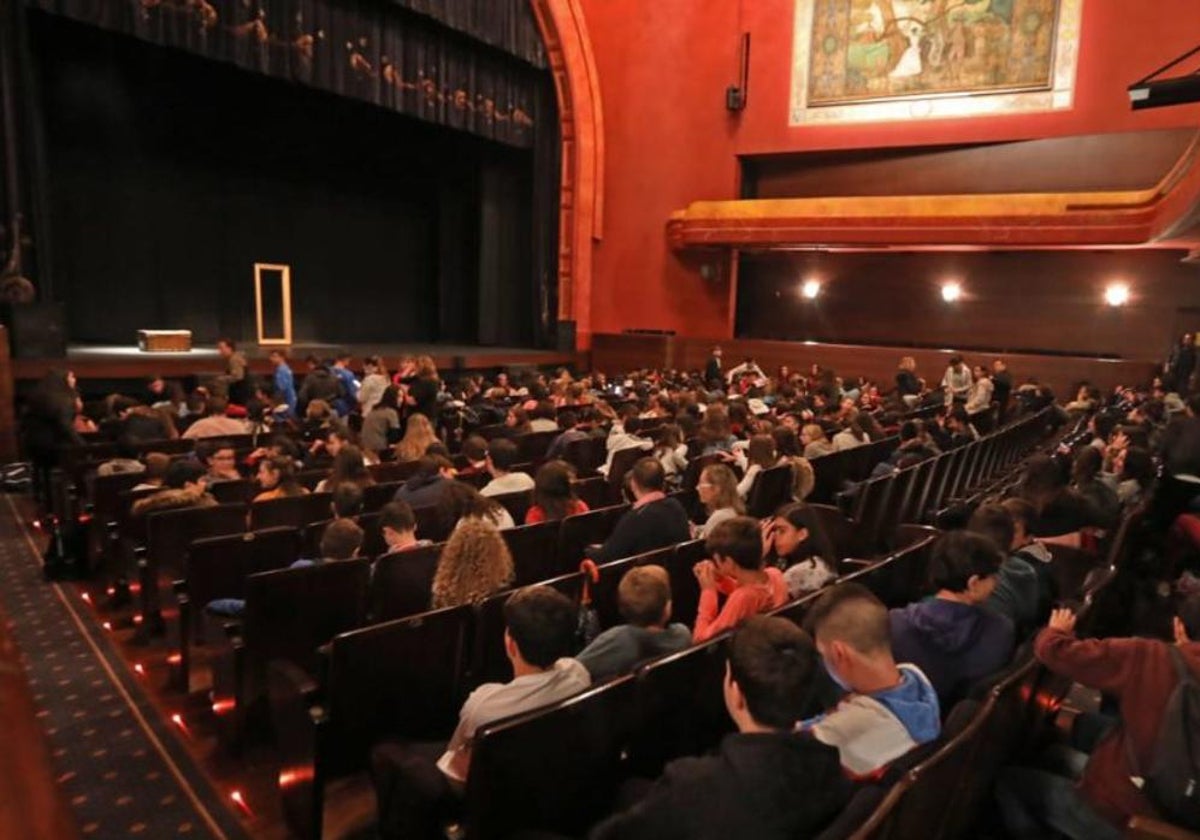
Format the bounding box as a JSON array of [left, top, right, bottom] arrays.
[[790, 0, 1084, 125]]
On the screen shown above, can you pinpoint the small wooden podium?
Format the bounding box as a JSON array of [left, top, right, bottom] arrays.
[[137, 330, 193, 352]]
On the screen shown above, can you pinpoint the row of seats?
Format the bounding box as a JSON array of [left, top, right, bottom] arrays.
[[266, 533, 940, 840]]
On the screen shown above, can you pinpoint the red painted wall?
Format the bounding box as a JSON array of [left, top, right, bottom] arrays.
[[579, 0, 1200, 340]]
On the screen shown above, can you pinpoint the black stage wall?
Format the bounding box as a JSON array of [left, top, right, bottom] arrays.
[[29, 12, 554, 349]]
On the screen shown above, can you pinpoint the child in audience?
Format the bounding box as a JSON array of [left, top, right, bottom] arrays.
[[763, 502, 839, 598], [378, 500, 429, 555], [968, 504, 1041, 632], [577, 565, 691, 682], [996, 598, 1200, 839], [253, 454, 309, 502], [430, 517, 514, 609], [801, 583, 941, 779], [592, 616, 850, 839], [692, 517, 788, 642], [888, 531, 1015, 703], [370, 587, 590, 839], [526, 460, 588, 524]]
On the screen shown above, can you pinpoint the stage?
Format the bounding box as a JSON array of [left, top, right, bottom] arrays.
[[11, 342, 582, 385]]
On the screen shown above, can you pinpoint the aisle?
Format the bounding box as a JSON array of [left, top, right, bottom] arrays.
[[0, 495, 250, 839]]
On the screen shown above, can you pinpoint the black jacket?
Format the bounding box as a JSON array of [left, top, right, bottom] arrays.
[[587, 496, 691, 564], [297, 368, 345, 414], [591, 732, 850, 840]]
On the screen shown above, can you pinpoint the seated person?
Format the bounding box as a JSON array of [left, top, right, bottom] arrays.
[[763, 502, 839, 599], [577, 565, 691, 682], [870, 420, 938, 478], [888, 531, 1015, 703], [430, 517, 514, 609], [1017, 455, 1103, 547], [456, 435, 490, 477], [378, 500, 430, 555], [132, 452, 171, 491], [331, 483, 364, 519], [996, 599, 1200, 839], [545, 410, 589, 460], [801, 583, 941, 779], [479, 438, 535, 497], [253, 454, 309, 502], [181, 395, 250, 439], [207, 519, 364, 616], [96, 437, 145, 477], [131, 460, 216, 516], [592, 616, 851, 839], [197, 439, 241, 484], [525, 460, 588, 524], [968, 504, 1041, 632], [599, 412, 654, 476], [392, 455, 456, 509], [693, 463, 743, 539], [692, 517, 788, 643], [586, 458, 691, 564], [370, 587, 590, 840]]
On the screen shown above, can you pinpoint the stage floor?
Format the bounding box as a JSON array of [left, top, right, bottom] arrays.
[[12, 342, 581, 382]]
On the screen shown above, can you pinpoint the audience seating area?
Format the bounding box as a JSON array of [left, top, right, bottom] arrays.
[[40, 394, 1092, 840]]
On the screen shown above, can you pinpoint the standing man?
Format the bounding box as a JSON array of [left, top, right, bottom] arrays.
[[992, 358, 1013, 423], [269, 349, 297, 418], [941, 355, 973, 407], [216, 338, 249, 405], [705, 346, 723, 391]]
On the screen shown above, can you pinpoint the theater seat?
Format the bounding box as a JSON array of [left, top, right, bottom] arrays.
[[464, 676, 636, 840]]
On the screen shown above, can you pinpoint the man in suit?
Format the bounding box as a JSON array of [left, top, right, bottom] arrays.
[[704, 346, 723, 391]]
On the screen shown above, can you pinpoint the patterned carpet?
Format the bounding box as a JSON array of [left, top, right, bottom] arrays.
[[0, 495, 251, 839]]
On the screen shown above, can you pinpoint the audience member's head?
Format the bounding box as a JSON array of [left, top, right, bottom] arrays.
[[503, 586, 577, 670], [487, 438, 520, 475], [706, 516, 765, 574], [967, 504, 1016, 553], [432, 517, 515, 610], [628, 457, 666, 498], [1000, 497, 1038, 548], [726, 616, 819, 731], [930, 531, 1004, 602], [319, 518, 364, 560], [698, 463, 743, 515], [617, 564, 673, 629], [331, 483, 364, 518], [805, 583, 895, 691], [379, 500, 418, 550], [463, 435, 489, 465], [165, 459, 207, 492], [532, 460, 579, 521], [141, 452, 171, 486], [771, 502, 837, 566]]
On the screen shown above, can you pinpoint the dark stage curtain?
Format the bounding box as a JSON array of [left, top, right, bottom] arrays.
[[27, 0, 546, 148]]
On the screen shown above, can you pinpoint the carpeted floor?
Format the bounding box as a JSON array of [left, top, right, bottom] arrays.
[[0, 494, 251, 839]]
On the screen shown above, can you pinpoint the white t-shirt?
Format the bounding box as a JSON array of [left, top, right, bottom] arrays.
[[437, 658, 591, 783]]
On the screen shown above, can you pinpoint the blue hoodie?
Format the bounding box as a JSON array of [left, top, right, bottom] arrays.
[[801, 664, 941, 779], [889, 598, 1015, 703]]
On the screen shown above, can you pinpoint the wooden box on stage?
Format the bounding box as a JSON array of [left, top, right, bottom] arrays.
[[137, 330, 193, 353]]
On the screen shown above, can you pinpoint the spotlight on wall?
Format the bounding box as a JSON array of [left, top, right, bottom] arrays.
[[941, 282, 962, 303], [1104, 282, 1130, 307], [800, 278, 821, 300]]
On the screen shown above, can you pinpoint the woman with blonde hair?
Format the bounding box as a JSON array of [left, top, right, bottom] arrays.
[[430, 517, 514, 609], [694, 463, 744, 538], [395, 413, 438, 462]]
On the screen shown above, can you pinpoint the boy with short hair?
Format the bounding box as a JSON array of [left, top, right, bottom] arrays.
[[692, 516, 788, 642], [577, 565, 691, 681], [378, 500, 429, 554], [370, 586, 590, 839], [888, 531, 1015, 702], [801, 583, 941, 779], [593, 616, 850, 839]]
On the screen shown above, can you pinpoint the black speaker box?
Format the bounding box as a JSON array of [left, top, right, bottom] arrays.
[[3, 302, 67, 358], [556, 319, 577, 354]]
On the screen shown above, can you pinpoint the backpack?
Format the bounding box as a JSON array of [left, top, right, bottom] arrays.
[[1127, 645, 1200, 829]]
